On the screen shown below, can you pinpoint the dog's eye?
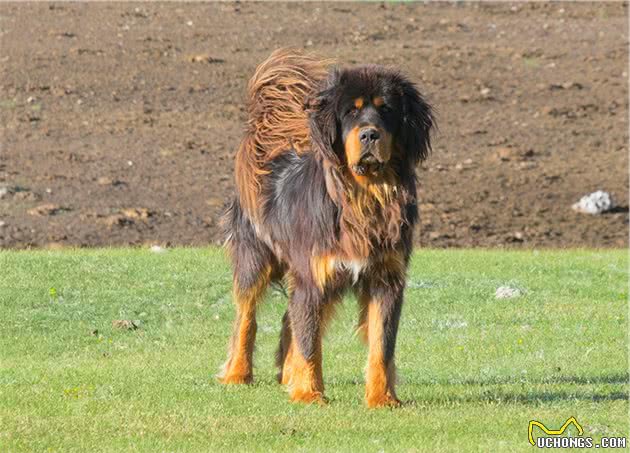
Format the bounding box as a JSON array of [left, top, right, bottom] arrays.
[[345, 107, 358, 117]]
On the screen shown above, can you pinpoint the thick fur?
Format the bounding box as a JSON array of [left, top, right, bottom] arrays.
[[235, 49, 332, 219], [219, 48, 434, 407]]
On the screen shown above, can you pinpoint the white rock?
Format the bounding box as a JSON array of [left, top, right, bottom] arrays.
[[434, 319, 468, 330], [150, 245, 166, 253], [495, 286, 521, 299], [571, 190, 613, 214]]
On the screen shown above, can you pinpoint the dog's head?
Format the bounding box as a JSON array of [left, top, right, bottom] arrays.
[[308, 65, 434, 182]]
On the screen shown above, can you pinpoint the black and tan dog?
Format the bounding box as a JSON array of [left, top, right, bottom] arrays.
[[218, 49, 434, 407]]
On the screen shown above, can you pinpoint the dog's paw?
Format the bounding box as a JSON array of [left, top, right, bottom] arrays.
[[365, 393, 402, 408], [290, 390, 327, 405], [218, 373, 253, 385]]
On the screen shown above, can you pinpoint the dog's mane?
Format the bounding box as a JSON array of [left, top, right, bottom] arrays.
[[235, 48, 333, 218], [337, 171, 413, 258]]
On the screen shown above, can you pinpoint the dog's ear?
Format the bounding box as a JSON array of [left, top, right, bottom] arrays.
[[307, 68, 342, 165], [399, 78, 434, 165]]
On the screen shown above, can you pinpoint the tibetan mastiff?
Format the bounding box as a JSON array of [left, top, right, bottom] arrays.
[[218, 49, 434, 407]]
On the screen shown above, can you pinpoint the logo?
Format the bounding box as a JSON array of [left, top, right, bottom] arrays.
[[528, 417, 584, 446], [528, 417, 627, 449]]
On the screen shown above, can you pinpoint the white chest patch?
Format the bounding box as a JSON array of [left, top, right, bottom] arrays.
[[335, 258, 367, 283]]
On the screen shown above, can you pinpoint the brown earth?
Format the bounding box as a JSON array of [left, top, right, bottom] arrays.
[[0, 2, 628, 249]]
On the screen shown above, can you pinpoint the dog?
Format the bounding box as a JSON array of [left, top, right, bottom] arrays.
[[218, 49, 434, 408]]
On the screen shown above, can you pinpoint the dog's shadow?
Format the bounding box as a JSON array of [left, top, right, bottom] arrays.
[[329, 372, 629, 406]]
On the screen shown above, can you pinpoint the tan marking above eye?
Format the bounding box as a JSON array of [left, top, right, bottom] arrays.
[[354, 97, 364, 109], [373, 96, 385, 107]]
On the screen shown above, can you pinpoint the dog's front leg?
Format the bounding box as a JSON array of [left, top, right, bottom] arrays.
[[285, 281, 326, 404], [364, 292, 403, 408], [359, 257, 406, 408]]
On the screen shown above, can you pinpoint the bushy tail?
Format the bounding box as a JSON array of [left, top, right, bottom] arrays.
[[235, 48, 333, 218]]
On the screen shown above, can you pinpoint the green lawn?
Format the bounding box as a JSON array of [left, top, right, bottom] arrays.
[[1, 248, 628, 452]]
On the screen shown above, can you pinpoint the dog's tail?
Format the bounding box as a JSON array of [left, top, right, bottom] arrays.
[[235, 48, 333, 218]]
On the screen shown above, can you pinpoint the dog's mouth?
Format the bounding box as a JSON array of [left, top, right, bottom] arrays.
[[351, 161, 385, 177], [344, 126, 392, 179]]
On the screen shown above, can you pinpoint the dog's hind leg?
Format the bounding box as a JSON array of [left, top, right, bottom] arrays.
[[219, 206, 276, 384], [275, 311, 293, 384], [219, 267, 271, 384]]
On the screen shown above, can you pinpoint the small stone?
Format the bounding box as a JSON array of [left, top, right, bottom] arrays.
[[188, 55, 224, 64], [519, 161, 537, 170], [495, 147, 514, 161], [97, 177, 112, 185], [571, 191, 613, 215], [562, 81, 583, 90], [505, 231, 525, 243], [495, 286, 522, 299], [541, 106, 553, 115], [14, 191, 39, 202], [189, 55, 206, 63], [112, 320, 138, 330], [28, 203, 63, 216], [104, 214, 128, 227], [122, 208, 151, 219], [150, 245, 166, 253]]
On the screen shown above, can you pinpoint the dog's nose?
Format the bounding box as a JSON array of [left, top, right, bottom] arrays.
[[359, 127, 380, 145]]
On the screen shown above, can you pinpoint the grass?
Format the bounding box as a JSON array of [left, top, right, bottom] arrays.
[[0, 248, 628, 452]]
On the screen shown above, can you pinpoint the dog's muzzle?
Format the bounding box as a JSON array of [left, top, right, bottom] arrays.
[[352, 127, 387, 176]]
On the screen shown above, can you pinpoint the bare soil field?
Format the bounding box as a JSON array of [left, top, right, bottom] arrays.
[[0, 2, 627, 249]]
